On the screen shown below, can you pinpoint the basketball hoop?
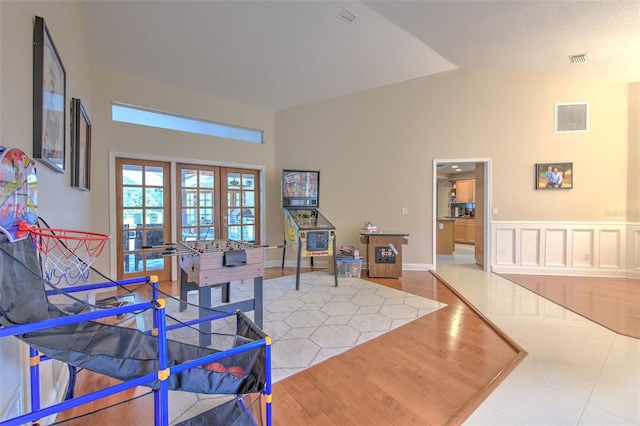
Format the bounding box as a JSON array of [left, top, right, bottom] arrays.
[[19, 223, 110, 286]]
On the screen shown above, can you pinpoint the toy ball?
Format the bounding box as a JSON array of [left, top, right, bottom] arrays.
[[227, 366, 245, 377], [204, 362, 227, 372]]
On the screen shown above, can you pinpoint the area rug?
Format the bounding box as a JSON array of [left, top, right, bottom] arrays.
[[166, 272, 446, 423]]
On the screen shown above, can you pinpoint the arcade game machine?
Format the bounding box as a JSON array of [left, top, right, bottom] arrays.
[[282, 170, 338, 290]]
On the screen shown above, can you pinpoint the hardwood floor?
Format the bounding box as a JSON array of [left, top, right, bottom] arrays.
[[55, 268, 524, 425], [501, 274, 640, 339], [272, 272, 524, 425]]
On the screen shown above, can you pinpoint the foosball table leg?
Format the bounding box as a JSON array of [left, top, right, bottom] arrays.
[[221, 282, 230, 303]]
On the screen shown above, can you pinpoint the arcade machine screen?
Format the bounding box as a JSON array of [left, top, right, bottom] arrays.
[[282, 170, 319, 208]]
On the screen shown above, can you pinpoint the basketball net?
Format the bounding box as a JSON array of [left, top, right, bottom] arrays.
[[20, 224, 110, 286]]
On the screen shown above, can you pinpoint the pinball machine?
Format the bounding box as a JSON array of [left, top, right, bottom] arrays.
[[282, 170, 338, 290]]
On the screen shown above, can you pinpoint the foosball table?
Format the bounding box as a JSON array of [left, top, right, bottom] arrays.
[[176, 239, 265, 346]]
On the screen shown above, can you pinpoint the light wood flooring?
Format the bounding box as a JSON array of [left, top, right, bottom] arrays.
[[55, 268, 524, 425]]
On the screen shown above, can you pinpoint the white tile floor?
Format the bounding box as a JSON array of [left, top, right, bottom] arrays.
[[434, 259, 640, 425]]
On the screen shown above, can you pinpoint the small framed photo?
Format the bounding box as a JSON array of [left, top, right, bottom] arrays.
[[535, 163, 573, 190], [33, 16, 66, 173], [71, 98, 91, 190]]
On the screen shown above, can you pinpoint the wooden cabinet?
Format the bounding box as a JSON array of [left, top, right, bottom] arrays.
[[454, 219, 475, 244], [454, 179, 475, 203], [436, 220, 454, 255]]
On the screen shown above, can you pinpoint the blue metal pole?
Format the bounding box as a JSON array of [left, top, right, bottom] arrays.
[[265, 336, 273, 426], [29, 348, 41, 425]]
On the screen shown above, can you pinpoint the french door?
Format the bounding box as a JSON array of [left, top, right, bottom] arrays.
[[116, 158, 171, 281], [177, 164, 260, 244], [116, 159, 261, 280]]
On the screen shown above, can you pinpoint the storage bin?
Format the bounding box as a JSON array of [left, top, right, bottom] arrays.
[[337, 258, 362, 278]]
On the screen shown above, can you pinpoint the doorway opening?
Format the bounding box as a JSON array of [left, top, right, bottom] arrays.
[[433, 159, 491, 270]]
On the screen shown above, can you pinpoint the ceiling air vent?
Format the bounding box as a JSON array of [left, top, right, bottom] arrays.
[[569, 53, 589, 64], [338, 8, 357, 24]]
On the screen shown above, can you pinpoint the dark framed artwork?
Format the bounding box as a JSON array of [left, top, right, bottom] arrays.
[[535, 163, 573, 190], [71, 98, 91, 190], [33, 16, 66, 173]]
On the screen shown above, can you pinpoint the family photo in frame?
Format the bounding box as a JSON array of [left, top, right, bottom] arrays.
[[535, 162, 573, 189]]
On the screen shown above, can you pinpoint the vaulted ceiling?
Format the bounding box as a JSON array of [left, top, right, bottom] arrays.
[[83, 0, 640, 111]]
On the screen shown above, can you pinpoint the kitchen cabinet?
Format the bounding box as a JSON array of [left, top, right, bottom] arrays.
[[454, 218, 475, 244], [454, 179, 475, 203], [436, 220, 454, 255]]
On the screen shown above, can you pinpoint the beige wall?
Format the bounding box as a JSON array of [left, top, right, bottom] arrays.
[[0, 0, 93, 417], [89, 67, 277, 273], [275, 69, 631, 264], [628, 83, 640, 220], [1, 1, 93, 231]]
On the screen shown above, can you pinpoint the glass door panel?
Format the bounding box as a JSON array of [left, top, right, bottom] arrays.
[[177, 164, 220, 242], [223, 168, 259, 243], [116, 158, 171, 281]]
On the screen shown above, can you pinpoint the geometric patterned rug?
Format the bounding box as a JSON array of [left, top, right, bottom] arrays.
[[168, 271, 446, 423]]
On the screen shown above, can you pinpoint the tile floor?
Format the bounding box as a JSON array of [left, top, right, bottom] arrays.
[[434, 258, 640, 425]]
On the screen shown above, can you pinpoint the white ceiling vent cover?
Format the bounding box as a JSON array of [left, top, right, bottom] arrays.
[[338, 8, 357, 24]]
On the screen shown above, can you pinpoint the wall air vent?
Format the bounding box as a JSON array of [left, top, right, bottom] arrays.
[[338, 8, 357, 24], [555, 102, 589, 133], [569, 53, 589, 64]]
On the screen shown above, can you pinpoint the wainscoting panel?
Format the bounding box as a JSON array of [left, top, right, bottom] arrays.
[[520, 228, 540, 266], [492, 221, 636, 277], [495, 228, 516, 265], [572, 229, 594, 268], [629, 224, 640, 275], [598, 229, 621, 269], [544, 228, 567, 267]]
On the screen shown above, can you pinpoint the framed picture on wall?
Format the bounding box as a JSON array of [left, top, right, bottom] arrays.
[[33, 16, 66, 173], [535, 163, 573, 189], [71, 98, 91, 190]]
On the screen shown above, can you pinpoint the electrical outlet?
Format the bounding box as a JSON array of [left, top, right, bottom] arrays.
[[402, 208, 408, 215], [492, 207, 498, 215], [584, 253, 590, 261]]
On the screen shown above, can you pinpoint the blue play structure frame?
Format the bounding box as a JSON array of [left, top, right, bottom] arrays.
[[0, 276, 273, 426]]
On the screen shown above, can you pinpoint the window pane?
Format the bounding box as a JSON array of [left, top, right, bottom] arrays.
[[228, 226, 241, 241], [123, 187, 143, 207], [182, 208, 197, 227], [122, 231, 142, 251], [122, 164, 142, 185], [123, 209, 143, 228], [199, 209, 213, 225], [112, 103, 263, 144], [242, 208, 255, 224], [182, 189, 197, 206], [182, 169, 197, 187], [200, 170, 214, 188], [145, 187, 164, 207], [146, 252, 165, 271], [124, 253, 143, 273], [242, 174, 254, 189], [199, 227, 215, 240], [242, 226, 255, 242], [199, 190, 213, 207], [243, 191, 255, 206], [145, 166, 164, 185], [146, 230, 164, 247], [228, 173, 241, 188], [146, 209, 164, 226]]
